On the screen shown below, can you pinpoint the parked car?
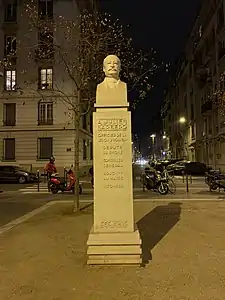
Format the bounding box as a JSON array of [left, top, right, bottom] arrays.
[[166, 160, 187, 175], [167, 161, 209, 176], [0, 165, 38, 183]]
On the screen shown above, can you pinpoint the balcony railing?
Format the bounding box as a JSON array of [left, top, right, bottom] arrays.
[[201, 100, 212, 114], [38, 119, 53, 125]]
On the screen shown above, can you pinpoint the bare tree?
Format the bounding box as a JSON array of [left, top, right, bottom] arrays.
[[2, 1, 158, 211]]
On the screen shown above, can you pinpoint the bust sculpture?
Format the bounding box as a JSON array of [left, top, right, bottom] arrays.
[[96, 54, 128, 106]]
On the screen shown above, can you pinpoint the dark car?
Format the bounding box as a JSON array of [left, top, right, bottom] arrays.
[[167, 161, 187, 175], [184, 162, 209, 176], [167, 161, 208, 176], [0, 165, 38, 184]]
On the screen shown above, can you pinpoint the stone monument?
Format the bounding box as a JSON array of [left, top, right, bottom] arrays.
[[86, 55, 142, 265]]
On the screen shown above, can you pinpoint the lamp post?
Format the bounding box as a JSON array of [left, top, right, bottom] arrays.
[[150, 134, 156, 160], [178, 116, 187, 159], [162, 133, 169, 159]]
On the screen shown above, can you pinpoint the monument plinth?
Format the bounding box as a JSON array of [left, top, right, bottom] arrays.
[[86, 55, 142, 265]]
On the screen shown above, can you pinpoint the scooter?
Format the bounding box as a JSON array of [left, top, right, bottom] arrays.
[[49, 173, 82, 194], [142, 169, 169, 195]]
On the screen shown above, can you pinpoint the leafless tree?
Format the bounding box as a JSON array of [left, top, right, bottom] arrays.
[[2, 1, 158, 211]]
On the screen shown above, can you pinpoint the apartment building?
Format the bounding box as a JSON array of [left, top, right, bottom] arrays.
[[0, 0, 94, 174], [162, 0, 225, 170]]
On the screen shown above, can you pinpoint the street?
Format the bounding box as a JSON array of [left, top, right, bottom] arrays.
[[0, 173, 224, 228]]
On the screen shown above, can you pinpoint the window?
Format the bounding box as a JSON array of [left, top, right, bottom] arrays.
[[4, 138, 15, 160], [191, 103, 194, 120], [208, 116, 212, 134], [38, 0, 53, 19], [83, 140, 87, 160], [4, 70, 16, 91], [191, 125, 195, 140], [3, 103, 16, 126], [90, 141, 93, 160], [38, 102, 53, 125], [4, 1, 17, 22], [203, 118, 207, 136], [38, 137, 52, 159], [38, 68, 53, 89], [4, 36, 16, 57]]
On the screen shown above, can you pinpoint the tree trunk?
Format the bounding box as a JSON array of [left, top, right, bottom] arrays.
[[73, 90, 81, 212]]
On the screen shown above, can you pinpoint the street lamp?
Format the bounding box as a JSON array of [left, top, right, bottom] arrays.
[[179, 117, 186, 124], [150, 134, 156, 139], [150, 134, 156, 160]]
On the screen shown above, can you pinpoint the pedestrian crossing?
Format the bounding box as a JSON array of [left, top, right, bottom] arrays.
[[19, 184, 49, 194], [18, 185, 151, 195], [19, 180, 91, 194]]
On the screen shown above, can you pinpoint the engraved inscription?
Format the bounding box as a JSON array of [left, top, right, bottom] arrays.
[[97, 117, 129, 189], [98, 137, 127, 143], [100, 220, 128, 228], [98, 119, 127, 131], [103, 164, 123, 168], [98, 133, 126, 138], [104, 184, 124, 189], [104, 171, 124, 181]]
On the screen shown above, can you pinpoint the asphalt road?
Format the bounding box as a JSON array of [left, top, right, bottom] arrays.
[[0, 166, 215, 229]]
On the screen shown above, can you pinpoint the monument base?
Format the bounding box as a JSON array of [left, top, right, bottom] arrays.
[[87, 227, 142, 265]]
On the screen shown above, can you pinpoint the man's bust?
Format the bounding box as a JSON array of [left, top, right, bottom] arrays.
[[96, 55, 128, 107]]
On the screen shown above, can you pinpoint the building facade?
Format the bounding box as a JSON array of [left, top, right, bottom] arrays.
[[0, 0, 94, 174], [163, 0, 225, 170]]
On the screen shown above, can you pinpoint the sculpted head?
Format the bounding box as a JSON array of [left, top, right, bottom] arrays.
[[103, 55, 121, 79]]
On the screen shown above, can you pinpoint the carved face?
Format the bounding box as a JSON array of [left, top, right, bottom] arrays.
[[103, 55, 121, 78]]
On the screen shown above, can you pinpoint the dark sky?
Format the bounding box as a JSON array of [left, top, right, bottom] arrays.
[[99, 0, 201, 144]]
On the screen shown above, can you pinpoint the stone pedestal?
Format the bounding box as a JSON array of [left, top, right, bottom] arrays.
[[87, 104, 142, 265]]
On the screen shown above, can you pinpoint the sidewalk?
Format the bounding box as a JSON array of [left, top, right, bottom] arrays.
[[1, 201, 225, 299]]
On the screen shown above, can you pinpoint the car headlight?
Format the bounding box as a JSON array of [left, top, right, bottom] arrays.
[[24, 172, 28, 176]]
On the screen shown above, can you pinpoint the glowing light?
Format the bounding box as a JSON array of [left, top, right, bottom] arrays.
[[179, 117, 186, 124]]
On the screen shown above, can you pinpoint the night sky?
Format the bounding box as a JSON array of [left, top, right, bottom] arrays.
[[99, 0, 201, 147]]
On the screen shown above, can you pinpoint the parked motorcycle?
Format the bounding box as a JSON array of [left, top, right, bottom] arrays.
[[142, 168, 169, 195], [205, 170, 225, 191], [49, 172, 82, 194]]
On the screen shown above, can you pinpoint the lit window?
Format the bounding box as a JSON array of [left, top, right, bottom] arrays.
[[5, 70, 16, 91], [38, 102, 53, 125], [39, 68, 53, 89]]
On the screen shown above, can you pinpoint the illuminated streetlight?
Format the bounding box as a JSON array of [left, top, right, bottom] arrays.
[[163, 134, 167, 139], [150, 134, 156, 160], [179, 117, 186, 124]]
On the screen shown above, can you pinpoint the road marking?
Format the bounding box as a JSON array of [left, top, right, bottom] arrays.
[[21, 191, 50, 194], [18, 187, 145, 194], [0, 201, 55, 236]]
